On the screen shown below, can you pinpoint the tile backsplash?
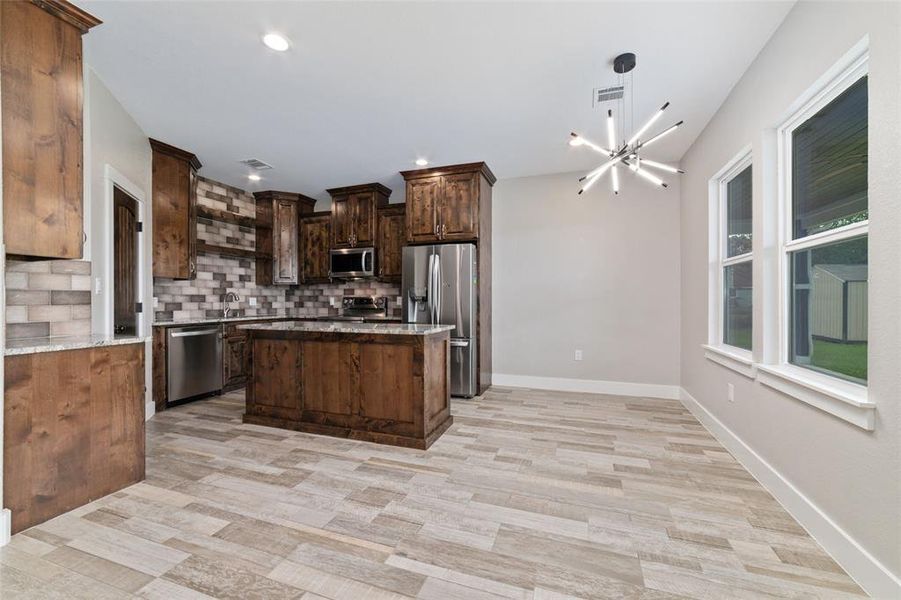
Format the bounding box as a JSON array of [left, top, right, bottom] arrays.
[[153, 176, 401, 323], [6, 260, 92, 339]]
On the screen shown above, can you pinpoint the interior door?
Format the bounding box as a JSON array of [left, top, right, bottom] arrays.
[[114, 186, 140, 335], [440, 172, 478, 240]]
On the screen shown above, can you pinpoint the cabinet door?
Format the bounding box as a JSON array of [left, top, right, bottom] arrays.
[[223, 335, 248, 389], [378, 211, 405, 281], [330, 195, 353, 248], [440, 172, 479, 240], [351, 192, 377, 247], [152, 153, 195, 279], [272, 198, 299, 284], [406, 178, 441, 243], [2, 1, 87, 259], [301, 216, 331, 282]]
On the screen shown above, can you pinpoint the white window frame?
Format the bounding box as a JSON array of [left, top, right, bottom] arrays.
[[704, 146, 755, 377], [758, 40, 874, 430]]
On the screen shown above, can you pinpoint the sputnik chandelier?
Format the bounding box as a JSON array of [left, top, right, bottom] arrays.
[[569, 52, 684, 195]]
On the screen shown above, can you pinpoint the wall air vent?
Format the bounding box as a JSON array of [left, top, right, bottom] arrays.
[[239, 158, 273, 170], [593, 85, 624, 105]]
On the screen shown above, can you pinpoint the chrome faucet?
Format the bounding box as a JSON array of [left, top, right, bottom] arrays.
[[223, 291, 241, 319]]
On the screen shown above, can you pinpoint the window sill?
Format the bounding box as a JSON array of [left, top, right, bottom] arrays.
[[703, 344, 756, 378], [756, 364, 874, 430]]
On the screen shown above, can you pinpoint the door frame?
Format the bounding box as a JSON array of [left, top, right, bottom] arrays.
[[102, 165, 146, 337]]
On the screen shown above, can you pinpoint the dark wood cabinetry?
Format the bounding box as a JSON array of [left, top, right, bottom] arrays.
[[377, 204, 406, 281], [1, 0, 100, 259], [244, 328, 452, 449], [401, 162, 495, 244], [327, 183, 390, 248], [151, 139, 201, 279], [254, 190, 317, 285], [401, 162, 494, 394], [5, 343, 145, 534], [223, 325, 250, 391], [301, 212, 331, 283]]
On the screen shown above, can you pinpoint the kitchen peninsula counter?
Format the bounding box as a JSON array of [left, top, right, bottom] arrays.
[[239, 321, 454, 449]]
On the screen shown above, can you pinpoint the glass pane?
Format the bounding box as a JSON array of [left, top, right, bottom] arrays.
[[790, 236, 867, 382], [723, 262, 752, 351], [792, 76, 867, 239], [726, 165, 752, 257]]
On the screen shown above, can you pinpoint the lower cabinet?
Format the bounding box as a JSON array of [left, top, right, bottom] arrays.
[[223, 331, 250, 391], [4, 343, 145, 534]]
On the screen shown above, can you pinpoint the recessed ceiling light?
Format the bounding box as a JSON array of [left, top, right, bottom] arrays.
[[248, 174, 261, 182], [415, 158, 429, 166], [262, 33, 290, 52]]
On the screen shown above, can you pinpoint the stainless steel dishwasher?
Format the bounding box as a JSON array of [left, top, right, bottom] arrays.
[[167, 324, 223, 405]]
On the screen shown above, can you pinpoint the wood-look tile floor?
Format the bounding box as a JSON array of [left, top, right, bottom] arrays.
[[1, 387, 866, 599]]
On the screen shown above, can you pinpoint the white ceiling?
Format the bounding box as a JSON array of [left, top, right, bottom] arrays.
[[82, 1, 793, 201]]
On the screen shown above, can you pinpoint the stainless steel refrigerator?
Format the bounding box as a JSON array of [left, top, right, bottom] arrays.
[[402, 243, 477, 397]]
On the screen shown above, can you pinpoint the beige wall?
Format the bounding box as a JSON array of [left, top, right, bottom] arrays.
[[679, 1, 900, 594], [492, 171, 681, 390], [84, 67, 154, 412]]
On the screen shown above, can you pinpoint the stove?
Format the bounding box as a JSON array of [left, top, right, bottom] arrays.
[[317, 296, 391, 322]]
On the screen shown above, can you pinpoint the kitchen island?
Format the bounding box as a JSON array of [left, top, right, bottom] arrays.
[[239, 321, 454, 449]]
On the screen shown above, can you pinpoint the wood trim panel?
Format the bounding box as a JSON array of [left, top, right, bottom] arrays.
[[30, 0, 101, 34], [400, 161, 497, 185], [4, 343, 145, 534]]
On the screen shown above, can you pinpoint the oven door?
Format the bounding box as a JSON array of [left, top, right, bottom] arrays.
[[329, 247, 375, 279]]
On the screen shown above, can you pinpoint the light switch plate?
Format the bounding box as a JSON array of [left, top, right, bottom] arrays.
[[249, 297, 257, 306]]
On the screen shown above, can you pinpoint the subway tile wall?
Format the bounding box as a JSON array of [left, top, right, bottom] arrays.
[[153, 176, 401, 323], [5, 260, 92, 339]]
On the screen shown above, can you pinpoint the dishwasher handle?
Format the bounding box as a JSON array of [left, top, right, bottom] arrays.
[[169, 328, 221, 338]]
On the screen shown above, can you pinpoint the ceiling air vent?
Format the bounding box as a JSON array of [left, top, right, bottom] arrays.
[[593, 85, 624, 106], [239, 158, 273, 170]]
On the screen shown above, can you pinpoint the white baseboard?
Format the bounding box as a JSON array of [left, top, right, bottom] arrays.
[[679, 387, 901, 599], [145, 400, 156, 421], [492, 374, 680, 400], [0, 508, 10, 547]]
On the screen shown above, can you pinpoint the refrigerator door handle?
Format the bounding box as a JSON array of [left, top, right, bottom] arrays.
[[426, 253, 435, 324], [434, 254, 442, 325]]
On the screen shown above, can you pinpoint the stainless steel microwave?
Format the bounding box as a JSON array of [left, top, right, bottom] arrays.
[[329, 247, 375, 279]]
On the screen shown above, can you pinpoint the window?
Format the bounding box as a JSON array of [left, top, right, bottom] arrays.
[[782, 63, 868, 384], [708, 150, 753, 360]]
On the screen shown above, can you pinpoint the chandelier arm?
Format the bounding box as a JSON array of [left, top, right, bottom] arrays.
[[634, 120, 684, 151], [626, 102, 669, 147], [639, 159, 685, 174]]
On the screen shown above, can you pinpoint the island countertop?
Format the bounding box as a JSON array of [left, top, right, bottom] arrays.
[[238, 321, 454, 336]]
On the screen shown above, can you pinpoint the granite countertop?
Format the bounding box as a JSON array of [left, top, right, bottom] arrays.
[[153, 315, 299, 327], [239, 321, 455, 336], [6, 333, 149, 356]]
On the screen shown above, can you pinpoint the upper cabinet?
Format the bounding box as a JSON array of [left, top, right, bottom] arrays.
[[1, 0, 101, 259], [300, 213, 331, 283], [377, 204, 405, 282], [327, 183, 390, 248], [254, 190, 317, 285], [400, 162, 496, 244], [151, 139, 201, 279]]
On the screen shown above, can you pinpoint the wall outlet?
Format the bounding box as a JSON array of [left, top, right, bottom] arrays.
[[329, 297, 338, 307], [152, 297, 159, 308], [574, 350, 583, 361], [248, 297, 257, 306], [94, 277, 102, 294], [728, 383, 735, 402], [396, 296, 403, 306]]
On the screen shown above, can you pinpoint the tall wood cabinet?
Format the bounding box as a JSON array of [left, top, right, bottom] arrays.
[[1, 0, 101, 259], [254, 190, 317, 285], [327, 183, 390, 248], [401, 162, 495, 394], [151, 139, 201, 279], [301, 212, 331, 283], [377, 204, 406, 282]]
